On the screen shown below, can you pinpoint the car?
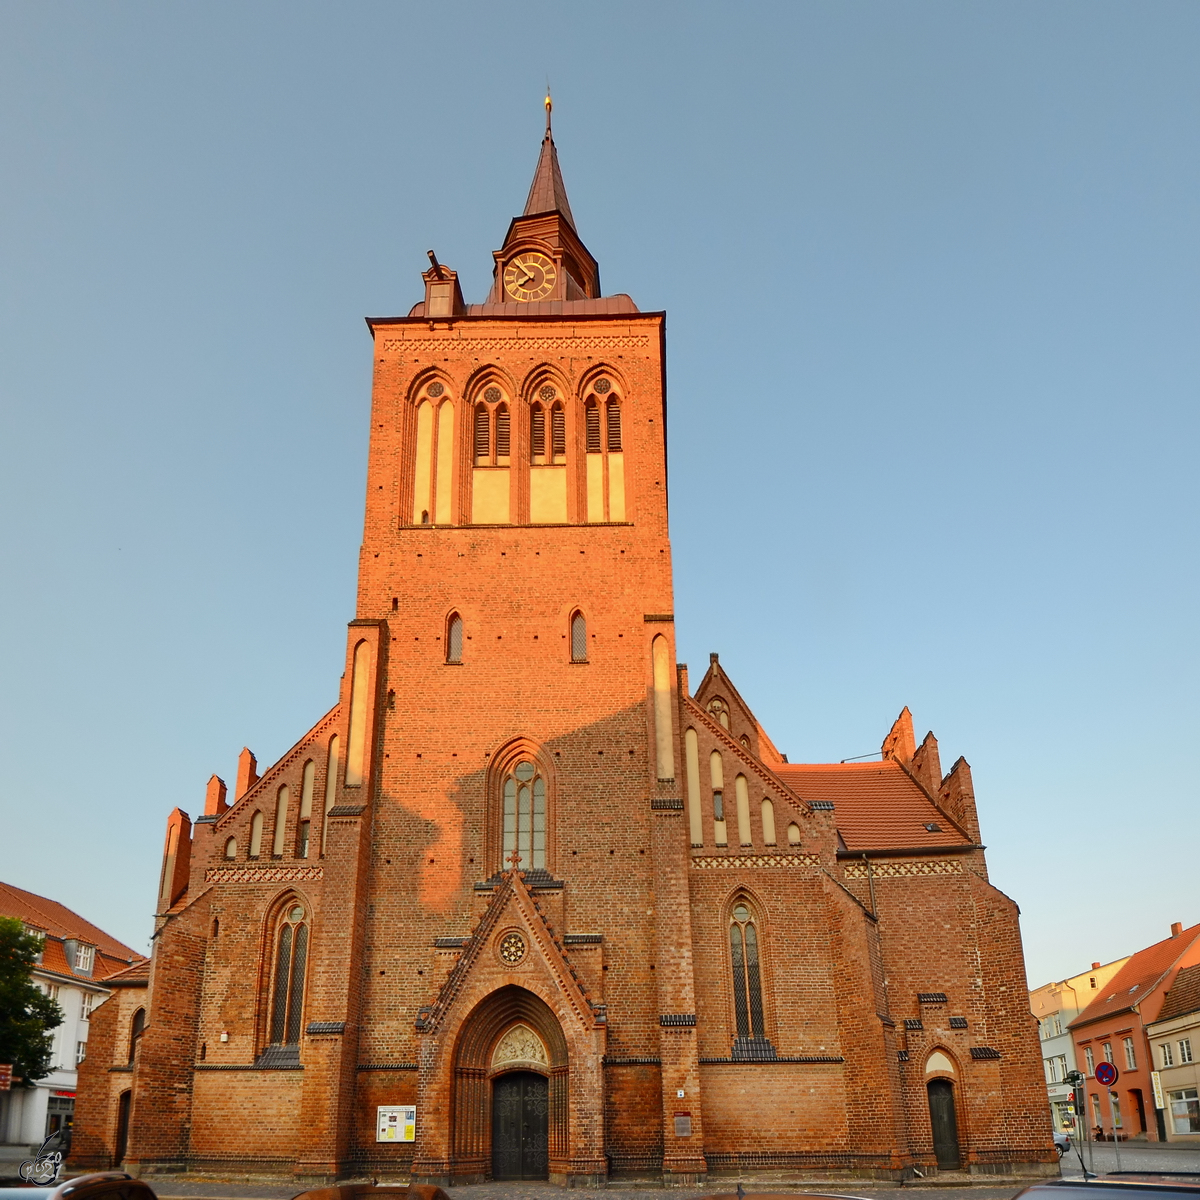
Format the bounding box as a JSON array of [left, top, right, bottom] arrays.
[[1055, 1130, 1073, 1157], [11, 1173, 158, 1200], [1013, 1176, 1200, 1200]]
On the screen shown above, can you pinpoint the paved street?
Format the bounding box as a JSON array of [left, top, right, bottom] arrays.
[[148, 1186, 1026, 1200], [1059, 1139, 1200, 1179]]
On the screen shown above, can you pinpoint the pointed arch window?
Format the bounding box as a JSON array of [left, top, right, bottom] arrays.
[[474, 404, 491, 464], [269, 903, 309, 1046], [502, 760, 546, 871], [495, 404, 510, 464], [412, 383, 454, 525], [128, 1007, 145, 1064], [550, 402, 566, 461], [570, 611, 587, 662], [730, 900, 766, 1041], [585, 399, 602, 453], [606, 398, 622, 450], [584, 380, 626, 521], [447, 613, 464, 664]]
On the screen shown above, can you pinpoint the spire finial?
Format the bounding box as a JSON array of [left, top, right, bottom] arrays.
[[544, 88, 552, 136]]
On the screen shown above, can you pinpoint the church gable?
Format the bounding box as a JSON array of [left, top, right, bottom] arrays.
[[691, 653, 786, 767]]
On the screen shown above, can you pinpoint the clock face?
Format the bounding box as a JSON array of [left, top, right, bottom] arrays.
[[504, 252, 557, 302]]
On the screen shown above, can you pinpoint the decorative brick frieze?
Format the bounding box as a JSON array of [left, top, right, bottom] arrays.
[[381, 334, 651, 355], [691, 853, 819, 869], [204, 864, 324, 884], [650, 797, 684, 810], [843, 858, 963, 879]]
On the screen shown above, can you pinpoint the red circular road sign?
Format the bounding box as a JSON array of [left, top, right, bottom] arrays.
[[1095, 1061, 1119, 1086]]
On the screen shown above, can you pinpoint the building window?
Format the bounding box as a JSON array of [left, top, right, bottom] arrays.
[[1046, 1055, 1067, 1083], [1085, 1046, 1095, 1074], [585, 399, 601, 452], [501, 760, 546, 871], [128, 1008, 145, 1063], [297, 759, 315, 859], [81, 994, 94, 1021], [272, 785, 289, 856], [570, 611, 587, 662], [74, 943, 94, 973], [1181, 1038, 1194, 1064], [729, 900, 766, 1041], [583, 382, 625, 521], [761, 798, 777, 845], [1123, 1037, 1136, 1070], [550, 402, 566, 461], [269, 904, 309, 1046], [606, 398, 622, 451], [531, 404, 546, 462], [1053, 1015, 1063, 1037], [1091, 1093, 1102, 1129], [707, 698, 730, 729], [1170, 1088, 1200, 1134], [447, 613, 464, 664], [1102, 1041, 1113, 1064], [787, 822, 801, 845], [1161, 1042, 1175, 1068], [76, 1041, 87, 1065], [474, 403, 490, 463]]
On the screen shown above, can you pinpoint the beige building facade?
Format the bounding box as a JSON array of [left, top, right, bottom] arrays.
[[1146, 964, 1200, 1142]]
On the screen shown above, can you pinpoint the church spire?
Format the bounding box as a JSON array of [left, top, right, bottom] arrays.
[[523, 91, 576, 231]]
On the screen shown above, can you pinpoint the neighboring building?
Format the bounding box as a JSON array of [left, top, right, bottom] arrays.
[[1031, 957, 1129, 1134], [1145, 963, 1200, 1143], [1069, 922, 1200, 1142], [71, 107, 1056, 1186], [0, 881, 144, 1146]]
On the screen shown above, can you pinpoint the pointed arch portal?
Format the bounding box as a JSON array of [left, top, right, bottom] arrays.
[[451, 985, 568, 1182]]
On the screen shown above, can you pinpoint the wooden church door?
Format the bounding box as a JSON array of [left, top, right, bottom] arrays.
[[927, 1078, 961, 1169], [492, 1071, 549, 1179]]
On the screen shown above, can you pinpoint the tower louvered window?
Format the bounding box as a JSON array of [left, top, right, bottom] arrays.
[[585, 400, 602, 452], [730, 901, 765, 1041], [551, 403, 566, 460], [495, 405, 510, 461], [606, 399, 622, 451], [474, 404, 490, 462], [270, 904, 309, 1046], [531, 406, 546, 461], [502, 761, 546, 870]]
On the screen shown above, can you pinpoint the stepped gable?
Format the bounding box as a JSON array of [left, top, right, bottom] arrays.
[[775, 761, 972, 853]]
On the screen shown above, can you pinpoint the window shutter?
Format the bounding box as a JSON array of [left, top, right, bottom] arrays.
[[531, 406, 545, 459], [606, 399, 622, 451], [495, 405, 510, 458], [585, 401, 601, 452], [551, 404, 566, 458], [474, 404, 490, 460]]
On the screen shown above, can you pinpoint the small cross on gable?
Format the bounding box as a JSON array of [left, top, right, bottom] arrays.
[[506, 849, 523, 871]]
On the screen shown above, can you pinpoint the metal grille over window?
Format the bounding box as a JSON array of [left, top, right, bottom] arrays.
[[474, 405, 490, 461], [531, 406, 546, 460], [270, 904, 309, 1046], [502, 761, 546, 871], [447, 614, 463, 664], [495, 405, 510, 459], [571, 612, 587, 662], [585, 401, 601, 453], [730, 901, 765, 1041], [550, 404, 566, 459], [606, 400, 622, 451]]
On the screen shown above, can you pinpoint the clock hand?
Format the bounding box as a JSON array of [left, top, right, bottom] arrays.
[[516, 261, 535, 285]]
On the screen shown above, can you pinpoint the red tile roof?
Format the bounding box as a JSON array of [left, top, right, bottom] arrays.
[[773, 761, 971, 852], [103, 959, 151, 986], [1070, 924, 1200, 1029], [0, 880, 143, 969], [1155, 963, 1200, 1025]]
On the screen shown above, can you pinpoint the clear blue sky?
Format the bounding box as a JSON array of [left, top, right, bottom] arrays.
[[1, 2, 1196, 989]]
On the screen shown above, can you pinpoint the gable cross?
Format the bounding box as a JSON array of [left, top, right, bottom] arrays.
[[507, 849, 523, 872]]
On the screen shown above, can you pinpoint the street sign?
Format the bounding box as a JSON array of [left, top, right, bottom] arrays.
[[1095, 1060, 1119, 1087]]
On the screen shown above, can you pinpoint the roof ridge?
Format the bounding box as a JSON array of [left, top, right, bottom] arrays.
[[0, 880, 142, 960]]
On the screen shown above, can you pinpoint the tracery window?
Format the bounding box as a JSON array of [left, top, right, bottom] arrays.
[[412, 382, 454, 525], [502, 760, 546, 871], [583, 379, 625, 521], [729, 900, 766, 1041], [269, 903, 309, 1046]]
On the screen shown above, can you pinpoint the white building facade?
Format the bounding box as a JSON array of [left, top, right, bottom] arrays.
[[0, 883, 142, 1148], [1030, 957, 1129, 1134]]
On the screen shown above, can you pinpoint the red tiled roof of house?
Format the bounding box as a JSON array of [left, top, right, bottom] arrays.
[[1151, 962, 1200, 1025], [0, 880, 143, 965], [774, 761, 971, 852], [103, 959, 151, 986], [1070, 924, 1200, 1028]]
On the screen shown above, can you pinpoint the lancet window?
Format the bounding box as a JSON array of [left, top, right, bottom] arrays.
[[730, 899, 766, 1041], [412, 381, 454, 525], [501, 760, 546, 871], [583, 378, 625, 522], [570, 611, 587, 662], [269, 902, 309, 1047]]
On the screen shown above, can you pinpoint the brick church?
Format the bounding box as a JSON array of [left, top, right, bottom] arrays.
[[73, 104, 1055, 1186]]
